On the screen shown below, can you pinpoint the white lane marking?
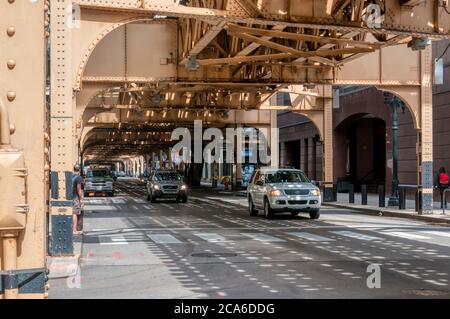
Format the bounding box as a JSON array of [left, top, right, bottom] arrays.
[[421, 230, 450, 238], [382, 231, 430, 240], [331, 231, 383, 241], [192, 233, 228, 242], [288, 232, 334, 242], [147, 233, 182, 244], [161, 203, 175, 210], [99, 235, 127, 245], [241, 233, 286, 242], [390, 269, 420, 279], [150, 218, 167, 227]]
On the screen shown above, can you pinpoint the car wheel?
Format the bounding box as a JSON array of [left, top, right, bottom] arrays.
[[182, 195, 188, 203], [291, 212, 299, 217], [150, 193, 157, 203], [309, 209, 320, 220], [248, 196, 258, 216], [264, 197, 274, 219]]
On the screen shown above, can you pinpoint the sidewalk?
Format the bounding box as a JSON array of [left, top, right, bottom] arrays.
[[324, 193, 450, 225], [46, 234, 83, 279]]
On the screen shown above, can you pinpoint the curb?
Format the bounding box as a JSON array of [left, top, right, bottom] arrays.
[[323, 202, 450, 225]]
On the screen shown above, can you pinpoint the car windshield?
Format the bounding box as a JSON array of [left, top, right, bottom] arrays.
[[87, 170, 108, 178], [155, 172, 182, 181], [265, 170, 310, 183]]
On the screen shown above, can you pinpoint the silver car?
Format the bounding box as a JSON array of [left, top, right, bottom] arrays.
[[84, 168, 114, 197], [146, 170, 188, 203], [247, 168, 321, 219]]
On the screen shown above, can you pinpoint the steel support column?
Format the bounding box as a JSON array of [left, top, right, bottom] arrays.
[[419, 46, 434, 214], [270, 111, 279, 168], [323, 85, 334, 201], [0, 0, 47, 298], [50, 0, 75, 255]]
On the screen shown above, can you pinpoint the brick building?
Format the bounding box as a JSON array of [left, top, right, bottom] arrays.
[[278, 41, 450, 196]]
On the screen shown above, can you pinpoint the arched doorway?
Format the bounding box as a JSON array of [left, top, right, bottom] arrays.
[[335, 113, 386, 192]]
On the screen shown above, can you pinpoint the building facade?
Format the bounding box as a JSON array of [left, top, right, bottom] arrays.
[[279, 41, 450, 196]]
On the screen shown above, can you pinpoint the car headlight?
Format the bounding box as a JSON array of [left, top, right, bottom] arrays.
[[181, 185, 187, 190], [153, 184, 160, 190], [310, 189, 320, 196], [269, 189, 283, 197]]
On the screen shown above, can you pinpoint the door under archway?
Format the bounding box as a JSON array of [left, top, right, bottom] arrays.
[[336, 114, 386, 192]]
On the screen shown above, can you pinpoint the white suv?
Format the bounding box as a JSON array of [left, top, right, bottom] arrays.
[[247, 168, 321, 219]]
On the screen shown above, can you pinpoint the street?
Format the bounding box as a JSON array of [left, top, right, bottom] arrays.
[[50, 179, 450, 299]]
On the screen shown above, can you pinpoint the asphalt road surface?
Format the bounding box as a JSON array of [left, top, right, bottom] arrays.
[[50, 179, 450, 299]]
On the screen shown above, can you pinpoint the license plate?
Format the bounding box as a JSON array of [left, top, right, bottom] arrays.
[[96, 187, 103, 191]]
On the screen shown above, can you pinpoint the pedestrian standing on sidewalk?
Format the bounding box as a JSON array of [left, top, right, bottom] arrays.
[[72, 164, 84, 234], [435, 167, 449, 209]]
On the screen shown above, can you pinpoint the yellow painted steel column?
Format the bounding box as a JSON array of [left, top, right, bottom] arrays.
[[419, 46, 434, 214], [49, 0, 75, 255], [0, 0, 47, 297], [323, 85, 334, 201], [270, 110, 279, 168], [2, 233, 18, 299]]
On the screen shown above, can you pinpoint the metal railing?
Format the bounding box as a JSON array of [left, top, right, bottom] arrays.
[[398, 184, 421, 212]]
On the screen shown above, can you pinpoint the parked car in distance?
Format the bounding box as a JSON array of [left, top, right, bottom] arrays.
[[146, 170, 187, 203], [247, 168, 321, 219], [84, 167, 115, 197], [117, 171, 126, 177]]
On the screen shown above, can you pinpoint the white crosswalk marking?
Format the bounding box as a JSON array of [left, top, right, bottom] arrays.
[[242, 233, 286, 242], [193, 233, 227, 242], [421, 230, 450, 238], [99, 235, 127, 245], [331, 231, 383, 241], [424, 279, 448, 287], [147, 233, 182, 244], [382, 231, 430, 240], [288, 232, 334, 242]]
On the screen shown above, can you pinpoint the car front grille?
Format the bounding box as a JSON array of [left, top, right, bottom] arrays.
[[284, 189, 310, 196], [288, 200, 308, 205], [162, 185, 178, 190]]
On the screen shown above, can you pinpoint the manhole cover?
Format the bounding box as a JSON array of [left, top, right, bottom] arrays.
[[402, 289, 449, 297], [191, 252, 237, 258]]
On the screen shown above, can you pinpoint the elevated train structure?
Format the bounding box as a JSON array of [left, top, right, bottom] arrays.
[[1, 0, 450, 298]]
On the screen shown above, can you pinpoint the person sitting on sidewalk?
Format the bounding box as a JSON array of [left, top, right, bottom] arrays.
[[435, 167, 449, 209]]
